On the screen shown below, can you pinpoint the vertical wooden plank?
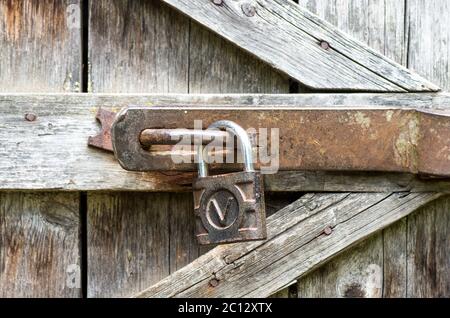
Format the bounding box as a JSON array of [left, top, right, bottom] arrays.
[[298, 235, 383, 298], [406, 0, 450, 297], [297, 0, 407, 298], [87, 0, 289, 297], [382, 219, 407, 297], [0, 0, 82, 297], [0, 193, 80, 298], [87, 0, 191, 298]]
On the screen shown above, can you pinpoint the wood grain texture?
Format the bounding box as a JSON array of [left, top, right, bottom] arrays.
[[134, 192, 442, 298], [0, 192, 80, 298], [0, 0, 81, 92], [87, 0, 191, 298], [405, 0, 450, 298], [1, 93, 449, 191], [162, 0, 438, 92], [0, 0, 82, 298], [298, 235, 383, 298]]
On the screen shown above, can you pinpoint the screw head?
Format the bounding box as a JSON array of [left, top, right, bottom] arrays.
[[209, 278, 220, 287], [320, 40, 330, 50], [323, 226, 333, 235], [212, 0, 223, 5], [24, 113, 37, 122], [242, 3, 256, 17]]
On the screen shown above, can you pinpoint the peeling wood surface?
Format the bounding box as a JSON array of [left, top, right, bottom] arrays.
[[1, 93, 450, 191], [161, 0, 438, 92], [0, 0, 82, 298], [86, 0, 290, 298], [134, 192, 442, 298]]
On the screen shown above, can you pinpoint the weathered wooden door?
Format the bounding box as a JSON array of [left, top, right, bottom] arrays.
[[0, 0, 448, 298]]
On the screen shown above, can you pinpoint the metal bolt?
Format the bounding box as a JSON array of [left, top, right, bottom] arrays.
[[209, 278, 220, 287], [320, 40, 330, 50], [323, 226, 333, 235], [242, 3, 256, 17], [24, 113, 37, 122], [212, 0, 223, 5]]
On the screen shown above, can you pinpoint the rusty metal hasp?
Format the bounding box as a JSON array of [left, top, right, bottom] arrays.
[[90, 106, 450, 177]]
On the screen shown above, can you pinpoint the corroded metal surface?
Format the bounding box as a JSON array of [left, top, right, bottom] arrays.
[[193, 171, 266, 245], [87, 108, 116, 152], [91, 107, 450, 177]]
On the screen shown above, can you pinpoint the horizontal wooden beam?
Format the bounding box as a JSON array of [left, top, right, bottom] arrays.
[[161, 0, 438, 92], [1, 93, 449, 191], [133, 191, 442, 298]]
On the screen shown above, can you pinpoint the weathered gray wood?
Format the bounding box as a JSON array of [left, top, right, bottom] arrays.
[[1, 93, 450, 191], [0, 0, 82, 298], [0, 0, 81, 92], [383, 219, 407, 297], [161, 0, 438, 92], [406, 196, 450, 297], [298, 235, 383, 298], [86, 0, 191, 298], [297, 0, 407, 298], [406, 0, 450, 298], [134, 192, 441, 298], [0, 192, 81, 298], [298, 0, 450, 299]]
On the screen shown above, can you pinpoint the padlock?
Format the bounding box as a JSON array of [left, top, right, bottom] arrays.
[[192, 120, 267, 245]]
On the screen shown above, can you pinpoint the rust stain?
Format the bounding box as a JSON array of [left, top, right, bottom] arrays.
[[88, 107, 450, 177], [2, 0, 67, 42]]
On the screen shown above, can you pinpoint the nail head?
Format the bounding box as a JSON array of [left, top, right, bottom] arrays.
[[25, 113, 37, 122], [242, 3, 256, 17]]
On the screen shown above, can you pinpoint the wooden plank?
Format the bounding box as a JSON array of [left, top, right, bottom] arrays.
[[405, 0, 450, 298], [0, 192, 81, 298], [297, 0, 407, 298], [86, 0, 191, 298], [134, 192, 442, 298], [0, 0, 81, 92], [407, 196, 450, 297], [0, 0, 82, 298], [161, 0, 438, 92], [298, 235, 383, 298], [1, 93, 450, 191]]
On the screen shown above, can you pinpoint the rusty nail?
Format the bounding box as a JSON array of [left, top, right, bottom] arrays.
[[212, 0, 223, 5], [209, 278, 220, 287], [24, 113, 37, 122], [323, 226, 333, 235], [242, 3, 256, 17], [319, 40, 330, 50]]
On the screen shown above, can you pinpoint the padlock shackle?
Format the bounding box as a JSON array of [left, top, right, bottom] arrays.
[[197, 120, 254, 178]]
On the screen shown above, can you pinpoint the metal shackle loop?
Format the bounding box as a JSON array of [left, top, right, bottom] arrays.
[[197, 120, 254, 178]]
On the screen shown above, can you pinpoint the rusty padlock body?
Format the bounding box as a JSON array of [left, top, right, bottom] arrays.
[[193, 120, 267, 245]]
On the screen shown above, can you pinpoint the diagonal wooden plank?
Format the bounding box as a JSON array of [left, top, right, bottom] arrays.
[[133, 192, 442, 298], [160, 0, 439, 92]]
